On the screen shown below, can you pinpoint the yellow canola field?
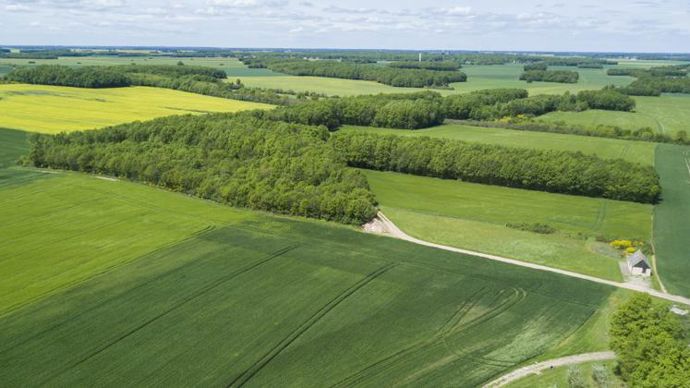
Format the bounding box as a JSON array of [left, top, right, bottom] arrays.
[[0, 84, 272, 133]]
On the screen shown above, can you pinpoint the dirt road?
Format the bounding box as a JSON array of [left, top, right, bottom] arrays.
[[482, 351, 616, 387], [368, 212, 690, 306]]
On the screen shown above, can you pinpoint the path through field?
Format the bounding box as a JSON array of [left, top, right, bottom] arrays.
[[482, 351, 616, 387], [369, 213, 690, 306]]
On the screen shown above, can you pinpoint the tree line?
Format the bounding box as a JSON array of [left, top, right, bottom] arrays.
[[610, 294, 690, 386], [519, 70, 580, 83], [458, 119, 689, 145], [3, 64, 300, 105], [26, 113, 378, 225], [4, 65, 131, 88], [331, 131, 661, 203], [265, 91, 445, 130], [608, 64, 690, 96], [241, 58, 467, 88], [256, 88, 634, 131], [442, 88, 634, 121], [387, 61, 461, 71]]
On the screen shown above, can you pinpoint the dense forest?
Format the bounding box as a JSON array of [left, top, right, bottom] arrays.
[[519, 70, 580, 83], [26, 113, 378, 224], [266, 91, 445, 130], [331, 132, 660, 203], [265, 88, 634, 130], [241, 58, 468, 88], [610, 294, 690, 386]]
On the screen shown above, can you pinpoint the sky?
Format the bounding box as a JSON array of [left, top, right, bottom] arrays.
[[1, 0, 689, 52]]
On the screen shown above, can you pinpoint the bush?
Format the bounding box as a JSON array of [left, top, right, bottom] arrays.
[[506, 222, 557, 234]]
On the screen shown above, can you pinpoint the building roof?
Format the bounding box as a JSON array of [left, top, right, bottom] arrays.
[[627, 250, 651, 270]]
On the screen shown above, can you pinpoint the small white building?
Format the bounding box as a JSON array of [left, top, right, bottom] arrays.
[[627, 250, 652, 277]]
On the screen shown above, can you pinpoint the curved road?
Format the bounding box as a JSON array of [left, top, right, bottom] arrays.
[[373, 212, 690, 306], [482, 351, 616, 387]]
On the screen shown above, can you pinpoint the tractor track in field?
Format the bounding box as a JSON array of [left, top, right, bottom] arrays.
[[331, 287, 527, 387], [227, 262, 398, 388], [37, 245, 297, 386], [368, 212, 690, 306]]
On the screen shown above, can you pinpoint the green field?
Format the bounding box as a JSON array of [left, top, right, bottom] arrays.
[[365, 170, 654, 281], [653, 144, 690, 297], [0, 163, 614, 386], [0, 128, 28, 168], [241, 75, 425, 96], [340, 124, 655, 166], [540, 94, 690, 135], [242, 64, 635, 97], [449, 64, 634, 95], [0, 57, 277, 78], [0, 84, 272, 133], [0, 169, 253, 316]]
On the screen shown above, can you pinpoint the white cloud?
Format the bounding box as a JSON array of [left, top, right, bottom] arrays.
[[0, 0, 688, 51]]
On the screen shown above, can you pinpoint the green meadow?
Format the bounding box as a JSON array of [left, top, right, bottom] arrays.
[[447, 64, 634, 95], [539, 94, 690, 135], [0, 163, 613, 386], [241, 64, 634, 97], [0, 84, 272, 133], [653, 144, 690, 297], [241, 75, 425, 96], [364, 170, 654, 281], [339, 124, 656, 166]]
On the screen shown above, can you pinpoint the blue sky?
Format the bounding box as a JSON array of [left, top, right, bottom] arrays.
[[1, 0, 689, 52]]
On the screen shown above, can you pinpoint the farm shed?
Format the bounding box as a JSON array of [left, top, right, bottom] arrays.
[[627, 250, 652, 277]]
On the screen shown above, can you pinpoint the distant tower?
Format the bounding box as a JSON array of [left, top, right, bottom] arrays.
[[419, 53, 422, 62]]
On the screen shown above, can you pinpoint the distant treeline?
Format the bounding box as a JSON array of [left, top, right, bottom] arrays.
[[457, 119, 689, 145], [523, 63, 548, 71], [519, 70, 579, 83], [3, 64, 297, 105], [238, 51, 617, 67], [241, 58, 467, 88], [4, 65, 131, 88], [266, 92, 444, 130], [442, 88, 634, 120], [254, 88, 634, 130], [387, 61, 461, 71], [607, 64, 690, 96], [26, 114, 378, 224], [332, 132, 660, 203], [4, 64, 225, 87]]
